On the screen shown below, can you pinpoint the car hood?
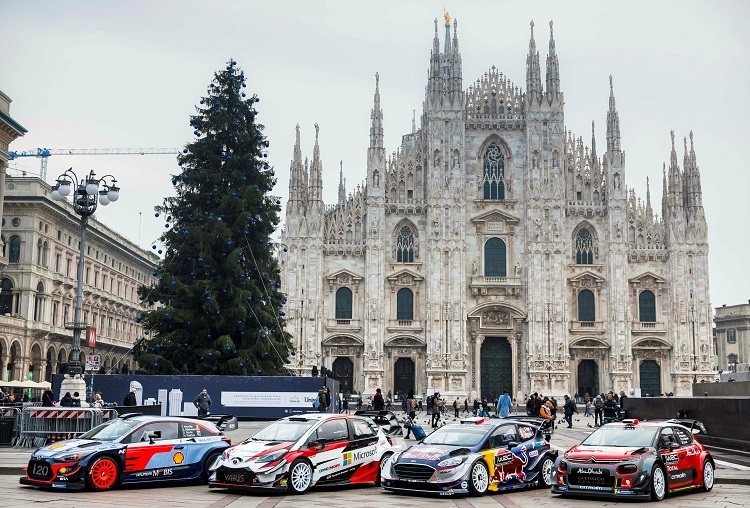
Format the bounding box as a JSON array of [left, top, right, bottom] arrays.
[[565, 444, 652, 461], [33, 439, 109, 459], [394, 444, 474, 466], [228, 439, 295, 461]]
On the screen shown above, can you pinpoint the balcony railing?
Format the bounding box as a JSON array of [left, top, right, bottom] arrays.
[[469, 276, 523, 297], [631, 321, 666, 332], [324, 319, 362, 332], [570, 320, 604, 331], [386, 319, 423, 332]]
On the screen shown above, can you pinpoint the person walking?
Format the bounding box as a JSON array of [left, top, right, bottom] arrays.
[[404, 390, 417, 438], [593, 393, 604, 426], [497, 390, 512, 417], [431, 393, 441, 427], [453, 397, 460, 418], [563, 395, 577, 428], [372, 388, 385, 410], [123, 387, 137, 407], [193, 388, 212, 417], [42, 389, 55, 407], [602, 392, 619, 424]]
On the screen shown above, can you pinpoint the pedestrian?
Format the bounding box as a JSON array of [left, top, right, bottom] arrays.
[[431, 393, 441, 427], [473, 398, 480, 416], [602, 392, 619, 424], [42, 389, 55, 407], [373, 388, 385, 410], [342, 397, 349, 414], [464, 398, 469, 414], [540, 400, 555, 439], [92, 393, 104, 409], [453, 397, 460, 418], [497, 390, 512, 417], [593, 393, 604, 426], [71, 391, 82, 407], [404, 390, 417, 438], [511, 398, 518, 415], [563, 395, 577, 428], [532, 393, 542, 417], [323, 387, 331, 411], [357, 395, 363, 410], [584, 397, 592, 417], [193, 388, 212, 417], [123, 387, 137, 406], [60, 391, 74, 407]]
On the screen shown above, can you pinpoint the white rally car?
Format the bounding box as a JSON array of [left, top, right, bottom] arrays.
[[208, 413, 399, 494]]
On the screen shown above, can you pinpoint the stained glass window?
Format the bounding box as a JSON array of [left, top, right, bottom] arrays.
[[483, 145, 505, 199]]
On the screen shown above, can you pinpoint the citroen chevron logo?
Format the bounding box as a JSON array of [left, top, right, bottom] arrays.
[[589, 456, 597, 463]]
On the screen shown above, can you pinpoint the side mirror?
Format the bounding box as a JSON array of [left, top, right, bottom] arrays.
[[691, 428, 701, 435], [147, 430, 161, 444], [507, 441, 519, 449], [307, 440, 324, 451]]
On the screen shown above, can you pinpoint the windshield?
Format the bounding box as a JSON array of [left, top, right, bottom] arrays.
[[251, 420, 314, 442], [422, 426, 488, 447], [581, 426, 658, 447], [80, 419, 140, 441]]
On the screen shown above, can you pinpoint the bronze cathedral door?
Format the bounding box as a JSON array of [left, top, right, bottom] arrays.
[[480, 337, 512, 401]]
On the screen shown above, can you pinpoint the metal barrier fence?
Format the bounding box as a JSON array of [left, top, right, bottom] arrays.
[[0, 407, 21, 445], [14, 407, 118, 448]]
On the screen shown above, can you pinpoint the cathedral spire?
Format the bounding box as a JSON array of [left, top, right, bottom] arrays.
[[686, 130, 704, 212], [646, 176, 653, 221], [443, 10, 452, 55], [526, 20, 543, 103], [662, 163, 668, 221], [309, 123, 323, 203], [338, 160, 346, 206], [590, 121, 598, 167], [606, 75, 621, 153], [545, 20, 560, 103], [667, 130, 683, 216], [370, 73, 383, 150], [287, 124, 304, 213]]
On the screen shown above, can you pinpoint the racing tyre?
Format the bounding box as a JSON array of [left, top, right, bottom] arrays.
[[203, 451, 222, 483], [650, 464, 666, 501], [86, 456, 120, 491], [375, 453, 392, 487], [468, 460, 489, 496], [537, 456, 555, 488], [701, 460, 714, 492], [288, 459, 313, 494]]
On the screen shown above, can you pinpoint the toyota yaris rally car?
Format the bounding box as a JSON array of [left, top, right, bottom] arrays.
[[208, 413, 399, 493], [381, 416, 557, 496], [552, 419, 714, 501], [20, 414, 236, 491]]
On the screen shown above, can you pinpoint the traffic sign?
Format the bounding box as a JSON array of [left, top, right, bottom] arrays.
[[86, 354, 101, 372]]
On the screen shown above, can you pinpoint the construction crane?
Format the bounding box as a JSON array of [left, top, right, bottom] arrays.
[[7, 147, 181, 180]]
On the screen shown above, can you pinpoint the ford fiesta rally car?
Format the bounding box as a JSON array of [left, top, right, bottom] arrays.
[[208, 413, 399, 493], [552, 419, 714, 501], [381, 416, 558, 496], [20, 414, 236, 491]]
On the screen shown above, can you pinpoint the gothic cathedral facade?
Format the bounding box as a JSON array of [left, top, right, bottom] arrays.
[[280, 18, 713, 401]]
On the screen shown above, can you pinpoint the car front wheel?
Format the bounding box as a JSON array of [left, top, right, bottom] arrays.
[[537, 456, 555, 488], [375, 453, 392, 486], [469, 461, 489, 496], [86, 456, 120, 491], [288, 459, 314, 494], [702, 460, 714, 492], [650, 464, 666, 501]]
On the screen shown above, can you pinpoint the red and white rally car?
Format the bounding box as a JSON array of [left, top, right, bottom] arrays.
[[208, 412, 399, 493]]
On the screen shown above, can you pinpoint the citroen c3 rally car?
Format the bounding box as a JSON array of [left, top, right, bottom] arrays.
[[552, 419, 714, 501], [20, 414, 237, 491], [381, 416, 558, 496], [208, 413, 399, 493]]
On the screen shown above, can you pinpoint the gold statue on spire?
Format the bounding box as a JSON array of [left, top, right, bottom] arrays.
[[444, 9, 450, 26]]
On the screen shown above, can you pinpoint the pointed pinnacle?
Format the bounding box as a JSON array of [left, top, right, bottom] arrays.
[[314, 122, 319, 142]]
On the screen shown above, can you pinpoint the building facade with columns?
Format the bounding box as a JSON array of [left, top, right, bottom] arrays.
[[1, 176, 159, 382], [0, 89, 27, 273], [280, 17, 714, 401], [714, 302, 750, 373]]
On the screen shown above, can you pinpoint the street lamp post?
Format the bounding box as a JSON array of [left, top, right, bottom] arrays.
[[51, 168, 120, 378]]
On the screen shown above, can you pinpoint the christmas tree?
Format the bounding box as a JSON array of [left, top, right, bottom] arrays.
[[135, 59, 293, 375]]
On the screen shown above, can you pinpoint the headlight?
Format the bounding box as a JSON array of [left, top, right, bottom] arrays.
[[257, 448, 289, 463], [437, 456, 467, 468], [54, 452, 85, 462]]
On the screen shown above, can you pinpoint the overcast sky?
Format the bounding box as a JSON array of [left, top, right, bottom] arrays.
[[2, 0, 748, 308]]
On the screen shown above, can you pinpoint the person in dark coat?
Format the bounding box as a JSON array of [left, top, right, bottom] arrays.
[[563, 395, 577, 428], [71, 392, 82, 407], [42, 389, 55, 407], [372, 388, 385, 410], [193, 388, 212, 416], [123, 388, 137, 406], [60, 392, 74, 407]]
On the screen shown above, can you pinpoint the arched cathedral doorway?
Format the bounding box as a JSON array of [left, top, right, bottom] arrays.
[[480, 337, 512, 401], [577, 360, 599, 398], [394, 357, 415, 399], [640, 360, 661, 397], [332, 357, 354, 395]]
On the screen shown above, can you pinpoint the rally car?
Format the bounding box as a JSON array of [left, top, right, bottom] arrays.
[[552, 419, 714, 501], [208, 413, 399, 493], [20, 414, 236, 491], [380, 416, 558, 496]]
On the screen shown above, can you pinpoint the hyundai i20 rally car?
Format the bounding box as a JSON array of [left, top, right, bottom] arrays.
[[208, 413, 399, 494], [20, 414, 236, 491], [381, 416, 558, 496], [552, 419, 714, 501]]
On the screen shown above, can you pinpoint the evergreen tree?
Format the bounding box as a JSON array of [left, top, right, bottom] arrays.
[[135, 59, 293, 375]]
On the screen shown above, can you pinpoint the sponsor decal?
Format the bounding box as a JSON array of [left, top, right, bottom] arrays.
[[662, 453, 679, 465], [55, 476, 68, 481], [666, 465, 678, 472], [134, 468, 174, 478], [617, 489, 635, 494], [223, 473, 246, 483], [620, 478, 632, 488], [402, 451, 442, 461], [576, 468, 605, 475], [557, 485, 568, 491], [280, 479, 287, 486], [495, 451, 514, 465], [461, 481, 468, 489], [578, 485, 609, 490], [353, 449, 376, 461], [173, 452, 185, 465], [669, 471, 689, 482], [529, 450, 539, 458], [49, 443, 67, 451], [685, 447, 701, 457], [52, 483, 68, 489], [343, 452, 353, 466]]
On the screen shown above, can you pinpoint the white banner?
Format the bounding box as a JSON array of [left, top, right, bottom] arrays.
[[221, 391, 319, 408]]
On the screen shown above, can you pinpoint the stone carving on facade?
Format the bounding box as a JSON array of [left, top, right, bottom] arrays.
[[338, 274, 351, 285], [482, 309, 511, 327], [332, 346, 353, 356]]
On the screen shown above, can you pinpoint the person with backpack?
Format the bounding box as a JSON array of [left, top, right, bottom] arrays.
[[593, 393, 604, 426], [372, 388, 385, 410], [453, 397, 460, 418], [403, 390, 418, 438]]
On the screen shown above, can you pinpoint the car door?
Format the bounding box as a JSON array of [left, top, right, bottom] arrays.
[[341, 418, 380, 482], [487, 424, 523, 485], [121, 421, 181, 482], [672, 426, 700, 485], [309, 418, 350, 484], [658, 426, 692, 488], [177, 420, 222, 477]]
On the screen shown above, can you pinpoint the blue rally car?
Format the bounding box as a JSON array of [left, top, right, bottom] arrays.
[[20, 414, 237, 491], [381, 416, 557, 496]]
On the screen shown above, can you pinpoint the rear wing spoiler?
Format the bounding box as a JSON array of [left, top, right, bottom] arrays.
[[500, 415, 553, 436], [200, 414, 239, 432]]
